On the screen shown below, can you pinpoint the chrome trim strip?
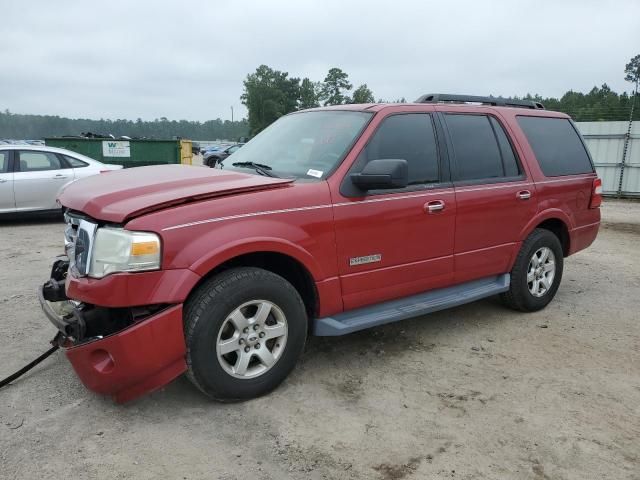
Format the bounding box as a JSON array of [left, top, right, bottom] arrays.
[[571, 220, 600, 231], [162, 204, 333, 231], [162, 190, 451, 231], [535, 176, 595, 185], [333, 190, 446, 206], [455, 183, 531, 193], [163, 176, 594, 231]]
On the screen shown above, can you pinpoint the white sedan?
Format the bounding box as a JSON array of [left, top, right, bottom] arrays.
[[0, 145, 122, 214]]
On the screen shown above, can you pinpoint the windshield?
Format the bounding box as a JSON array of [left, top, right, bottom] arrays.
[[223, 110, 372, 179]]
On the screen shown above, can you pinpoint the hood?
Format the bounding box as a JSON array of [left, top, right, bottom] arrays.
[[58, 164, 293, 223]]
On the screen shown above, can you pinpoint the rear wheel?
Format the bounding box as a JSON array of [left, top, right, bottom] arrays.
[[501, 228, 564, 312], [184, 267, 307, 401]]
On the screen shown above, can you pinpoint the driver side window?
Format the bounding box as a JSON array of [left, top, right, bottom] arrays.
[[361, 113, 440, 185]]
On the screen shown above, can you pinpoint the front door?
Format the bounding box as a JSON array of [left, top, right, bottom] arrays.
[[13, 150, 74, 211], [331, 112, 456, 310], [0, 150, 15, 213]]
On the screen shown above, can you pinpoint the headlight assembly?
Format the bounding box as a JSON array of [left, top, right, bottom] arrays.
[[88, 228, 161, 278]]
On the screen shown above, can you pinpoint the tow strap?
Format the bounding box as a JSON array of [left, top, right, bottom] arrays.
[[0, 344, 60, 389]]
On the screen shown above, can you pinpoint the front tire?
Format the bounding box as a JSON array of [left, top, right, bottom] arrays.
[[184, 267, 307, 401], [501, 228, 564, 312]]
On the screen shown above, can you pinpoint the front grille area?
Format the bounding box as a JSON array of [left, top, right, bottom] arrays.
[[64, 212, 96, 277]]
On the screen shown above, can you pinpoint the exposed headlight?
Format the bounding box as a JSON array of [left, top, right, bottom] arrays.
[[89, 228, 161, 278]]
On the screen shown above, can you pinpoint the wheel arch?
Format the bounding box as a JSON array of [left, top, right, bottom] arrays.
[[188, 244, 321, 320], [519, 209, 572, 257]]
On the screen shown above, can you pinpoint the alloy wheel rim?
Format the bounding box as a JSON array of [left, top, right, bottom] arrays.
[[527, 247, 556, 297], [216, 300, 288, 379]]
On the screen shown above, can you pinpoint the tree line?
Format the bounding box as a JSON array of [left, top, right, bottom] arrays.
[[2, 54, 638, 140], [242, 65, 393, 134], [242, 55, 640, 134], [0, 111, 249, 142]]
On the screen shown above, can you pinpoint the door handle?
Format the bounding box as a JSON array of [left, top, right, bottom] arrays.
[[52, 174, 68, 179], [517, 190, 531, 200], [0, 179, 7, 183], [425, 200, 445, 213]]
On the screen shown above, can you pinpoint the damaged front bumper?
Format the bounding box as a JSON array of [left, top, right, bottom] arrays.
[[39, 258, 187, 403]]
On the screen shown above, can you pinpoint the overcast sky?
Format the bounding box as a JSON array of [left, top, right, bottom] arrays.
[[1, 0, 639, 122]]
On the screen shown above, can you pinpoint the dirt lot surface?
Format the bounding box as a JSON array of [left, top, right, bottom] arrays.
[[0, 200, 638, 479]]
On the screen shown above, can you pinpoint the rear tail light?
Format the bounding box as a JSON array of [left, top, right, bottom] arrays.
[[589, 178, 602, 209]]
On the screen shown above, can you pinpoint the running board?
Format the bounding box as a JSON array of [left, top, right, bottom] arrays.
[[313, 274, 510, 336]]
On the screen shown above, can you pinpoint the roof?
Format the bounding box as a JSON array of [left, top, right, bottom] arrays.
[[299, 102, 568, 117], [0, 144, 78, 153], [0, 144, 108, 163]]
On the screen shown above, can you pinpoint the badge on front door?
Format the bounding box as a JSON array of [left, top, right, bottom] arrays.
[[349, 254, 382, 266]]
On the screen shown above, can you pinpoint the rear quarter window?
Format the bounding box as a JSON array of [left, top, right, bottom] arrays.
[[517, 116, 594, 177], [63, 155, 89, 168]]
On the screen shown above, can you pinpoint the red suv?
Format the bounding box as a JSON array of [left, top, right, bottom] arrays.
[[40, 94, 601, 403]]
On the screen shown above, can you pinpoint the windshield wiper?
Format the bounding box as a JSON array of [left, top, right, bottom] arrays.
[[231, 161, 278, 177]]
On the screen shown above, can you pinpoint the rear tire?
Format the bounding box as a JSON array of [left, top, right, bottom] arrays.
[[184, 267, 307, 401], [501, 228, 564, 312]]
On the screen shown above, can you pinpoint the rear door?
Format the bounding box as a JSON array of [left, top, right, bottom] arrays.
[[332, 112, 456, 310], [440, 112, 537, 283], [516, 115, 598, 231], [0, 150, 15, 212], [13, 150, 74, 211]]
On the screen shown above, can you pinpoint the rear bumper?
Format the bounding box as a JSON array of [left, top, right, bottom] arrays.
[[65, 304, 187, 403]]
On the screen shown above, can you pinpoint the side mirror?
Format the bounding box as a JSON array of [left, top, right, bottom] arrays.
[[350, 159, 408, 190]]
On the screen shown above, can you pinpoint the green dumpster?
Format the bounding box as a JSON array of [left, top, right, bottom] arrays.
[[44, 138, 193, 168]]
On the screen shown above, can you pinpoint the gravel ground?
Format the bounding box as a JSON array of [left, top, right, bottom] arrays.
[[0, 200, 638, 480]]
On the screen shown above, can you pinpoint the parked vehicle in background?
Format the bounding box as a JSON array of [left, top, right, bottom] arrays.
[[40, 94, 601, 403], [0, 145, 122, 215], [203, 143, 244, 167], [200, 144, 224, 155]]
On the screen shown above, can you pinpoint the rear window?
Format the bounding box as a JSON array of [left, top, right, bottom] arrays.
[[517, 116, 593, 177]]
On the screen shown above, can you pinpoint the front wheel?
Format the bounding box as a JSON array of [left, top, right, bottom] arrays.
[[184, 267, 307, 401], [501, 228, 564, 312]]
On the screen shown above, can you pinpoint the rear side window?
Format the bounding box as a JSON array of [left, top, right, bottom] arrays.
[[444, 114, 508, 181], [63, 155, 89, 168], [17, 151, 63, 172], [363, 113, 439, 185], [0, 151, 8, 173], [517, 116, 593, 176]]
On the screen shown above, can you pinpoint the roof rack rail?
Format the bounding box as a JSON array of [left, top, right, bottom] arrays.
[[415, 93, 544, 110]]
